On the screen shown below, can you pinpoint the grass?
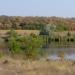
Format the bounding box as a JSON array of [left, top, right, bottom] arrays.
[[0, 56, 75, 75], [0, 30, 40, 37], [0, 30, 75, 37]]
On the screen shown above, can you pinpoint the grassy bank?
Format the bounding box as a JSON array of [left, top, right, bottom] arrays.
[[0, 56, 75, 75]]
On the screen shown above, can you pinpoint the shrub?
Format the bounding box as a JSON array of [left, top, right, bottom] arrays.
[[8, 37, 21, 54], [20, 35, 44, 59], [8, 29, 44, 59], [8, 30, 21, 54]]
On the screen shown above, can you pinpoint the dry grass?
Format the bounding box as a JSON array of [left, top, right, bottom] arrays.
[[0, 30, 75, 37], [0, 56, 75, 75], [0, 30, 40, 37]]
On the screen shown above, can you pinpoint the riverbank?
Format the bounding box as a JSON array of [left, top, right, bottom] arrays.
[[0, 56, 75, 75]]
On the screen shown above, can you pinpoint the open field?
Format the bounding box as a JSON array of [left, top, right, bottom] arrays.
[[0, 56, 75, 75], [0, 30, 75, 37], [0, 30, 40, 37]]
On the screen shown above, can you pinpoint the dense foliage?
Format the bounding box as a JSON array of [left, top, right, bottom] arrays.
[[8, 30, 21, 54], [8, 30, 44, 59], [0, 15, 75, 30]]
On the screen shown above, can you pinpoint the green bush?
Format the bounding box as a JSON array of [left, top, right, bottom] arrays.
[[8, 30, 21, 54], [8, 37, 21, 54], [8, 29, 44, 59], [20, 35, 44, 59]]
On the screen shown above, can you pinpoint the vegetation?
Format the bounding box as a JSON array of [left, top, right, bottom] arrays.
[[0, 57, 75, 75], [0, 15, 74, 30], [7, 30, 44, 59], [0, 16, 75, 75], [0, 16, 75, 59]]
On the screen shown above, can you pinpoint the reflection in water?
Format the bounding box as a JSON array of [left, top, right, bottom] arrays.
[[65, 54, 75, 60], [46, 47, 75, 60]]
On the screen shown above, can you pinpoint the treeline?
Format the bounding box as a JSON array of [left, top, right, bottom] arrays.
[[0, 15, 75, 30]]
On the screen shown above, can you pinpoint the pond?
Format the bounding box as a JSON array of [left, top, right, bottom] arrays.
[[45, 47, 75, 60]]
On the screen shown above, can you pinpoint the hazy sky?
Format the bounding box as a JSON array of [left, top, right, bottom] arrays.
[[0, 0, 75, 17]]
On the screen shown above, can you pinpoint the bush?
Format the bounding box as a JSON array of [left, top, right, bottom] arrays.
[[8, 30, 21, 54], [8, 37, 21, 54], [8, 29, 44, 59], [20, 35, 44, 59]]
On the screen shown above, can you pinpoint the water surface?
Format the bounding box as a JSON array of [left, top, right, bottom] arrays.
[[46, 47, 75, 60]]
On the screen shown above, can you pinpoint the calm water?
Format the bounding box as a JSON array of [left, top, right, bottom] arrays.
[[46, 47, 75, 60]]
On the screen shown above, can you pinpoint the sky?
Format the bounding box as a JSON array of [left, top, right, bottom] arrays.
[[0, 0, 75, 17]]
